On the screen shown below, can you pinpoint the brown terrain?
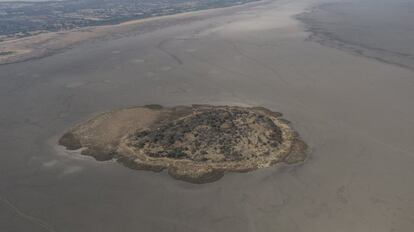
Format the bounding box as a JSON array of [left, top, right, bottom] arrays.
[[58, 105, 307, 183]]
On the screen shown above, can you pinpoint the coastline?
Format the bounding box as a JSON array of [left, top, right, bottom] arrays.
[[0, 0, 265, 65]]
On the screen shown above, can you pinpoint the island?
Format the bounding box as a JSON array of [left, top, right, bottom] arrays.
[[59, 105, 307, 183]]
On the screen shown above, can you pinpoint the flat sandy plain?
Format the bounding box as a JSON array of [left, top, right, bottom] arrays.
[[0, 0, 413, 231]]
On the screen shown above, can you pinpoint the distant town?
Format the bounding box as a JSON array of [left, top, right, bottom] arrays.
[[0, 0, 258, 41]]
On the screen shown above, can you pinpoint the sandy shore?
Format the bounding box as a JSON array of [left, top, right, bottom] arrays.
[[0, 0, 413, 231]]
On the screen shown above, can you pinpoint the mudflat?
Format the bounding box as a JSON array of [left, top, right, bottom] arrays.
[[0, 0, 413, 231], [297, 0, 414, 70]]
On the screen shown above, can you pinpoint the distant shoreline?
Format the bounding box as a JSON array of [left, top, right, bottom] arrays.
[[0, 0, 264, 65], [0, 0, 260, 42]]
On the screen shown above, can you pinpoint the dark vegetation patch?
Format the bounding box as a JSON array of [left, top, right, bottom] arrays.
[[132, 108, 283, 162]]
